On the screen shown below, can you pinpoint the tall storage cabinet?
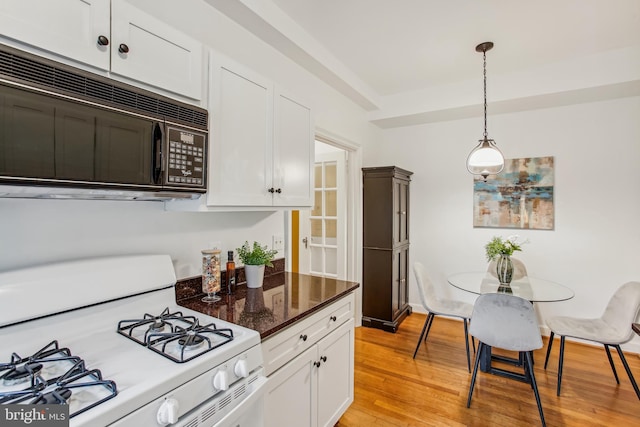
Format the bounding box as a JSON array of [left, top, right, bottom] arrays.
[[362, 166, 412, 332]]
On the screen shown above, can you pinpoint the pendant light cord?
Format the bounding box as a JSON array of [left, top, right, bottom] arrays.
[[483, 49, 488, 139]]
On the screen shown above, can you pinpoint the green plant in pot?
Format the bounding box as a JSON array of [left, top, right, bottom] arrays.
[[237, 241, 278, 288]]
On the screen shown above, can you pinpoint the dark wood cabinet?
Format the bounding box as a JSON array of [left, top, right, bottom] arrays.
[[362, 166, 412, 332]]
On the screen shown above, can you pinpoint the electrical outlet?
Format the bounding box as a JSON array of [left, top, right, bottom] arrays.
[[209, 241, 221, 250], [272, 235, 284, 251]]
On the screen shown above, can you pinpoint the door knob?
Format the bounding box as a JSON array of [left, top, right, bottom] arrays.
[[302, 237, 308, 249]]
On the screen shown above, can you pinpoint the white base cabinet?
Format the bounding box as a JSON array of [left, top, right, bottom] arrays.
[[0, 0, 203, 101], [264, 319, 354, 427], [262, 293, 355, 427]]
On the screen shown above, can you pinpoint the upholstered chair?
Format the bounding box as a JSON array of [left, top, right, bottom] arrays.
[[412, 262, 475, 372], [467, 293, 546, 426], [544, 281, 640, 400]]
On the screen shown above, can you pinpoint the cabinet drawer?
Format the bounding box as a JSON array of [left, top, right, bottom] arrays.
[[262, 292, 355, 376]]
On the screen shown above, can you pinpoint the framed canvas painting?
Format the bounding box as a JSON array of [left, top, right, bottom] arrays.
[[473, 156, 554, 230]]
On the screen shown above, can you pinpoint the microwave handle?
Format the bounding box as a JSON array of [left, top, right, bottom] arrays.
[[152, 123, 164, 184]]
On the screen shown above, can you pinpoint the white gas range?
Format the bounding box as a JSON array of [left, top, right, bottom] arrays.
[[0, 255, 266, 426]]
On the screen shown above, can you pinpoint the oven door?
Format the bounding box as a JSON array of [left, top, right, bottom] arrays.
[[109, 371, 267, 427]]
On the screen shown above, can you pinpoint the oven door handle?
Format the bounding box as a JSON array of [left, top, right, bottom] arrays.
[[212, 375, 268, 427]]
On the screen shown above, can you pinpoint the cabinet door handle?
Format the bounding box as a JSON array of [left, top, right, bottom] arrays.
[[314, 361, 321, 368], [300, 334, 307, 341], [275, 188, 282, 193], [118, 43, 130, 54], [97, 35, 109, 46], [330, 316, 337, 322], [268, 187, 275, 193], [320, 356, 327, 363]]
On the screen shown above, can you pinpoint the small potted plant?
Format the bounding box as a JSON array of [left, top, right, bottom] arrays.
[[237, 241, 278, 288], [485, 235, 527, 285]]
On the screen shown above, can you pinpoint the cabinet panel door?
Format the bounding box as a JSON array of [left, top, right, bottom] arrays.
[[394, 178, 410, 246], [264, 346, 317, 427], [110, 0, 203, 100], [0, 86, 55, 178], [273, 89, 313, 207], [317, 319, 354, 427], [207, 54, 273, 206], [0, 0, 110, 70]]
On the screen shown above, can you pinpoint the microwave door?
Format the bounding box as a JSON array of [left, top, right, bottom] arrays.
[[95, 110, 154, 187]]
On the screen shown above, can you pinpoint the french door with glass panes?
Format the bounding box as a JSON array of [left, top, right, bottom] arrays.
[[299, 151, 346, 278]]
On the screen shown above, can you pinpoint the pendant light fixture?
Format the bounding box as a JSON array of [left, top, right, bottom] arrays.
[[466, 41, 504, 181]]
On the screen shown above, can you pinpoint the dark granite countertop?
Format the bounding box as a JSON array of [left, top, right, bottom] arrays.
[[176, 267, 359, 340]]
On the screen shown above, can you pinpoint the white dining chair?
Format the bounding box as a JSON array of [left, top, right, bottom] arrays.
[[412, 262, 475, 372], [487, 257, 528, 281], [467, 293, 546, 426], [543, 281, 640, 399]]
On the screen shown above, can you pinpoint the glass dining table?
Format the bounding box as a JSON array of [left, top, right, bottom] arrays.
[[447, 272, 574, 302], [447, 272, 574, 378]]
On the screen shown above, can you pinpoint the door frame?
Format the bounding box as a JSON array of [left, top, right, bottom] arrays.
[[286, 127, 362, 324]]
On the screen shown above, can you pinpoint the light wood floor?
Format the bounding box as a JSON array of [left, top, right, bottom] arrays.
[[336, 313, 640, 426]]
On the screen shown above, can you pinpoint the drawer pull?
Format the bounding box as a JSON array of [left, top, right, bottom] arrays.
[[330, 316, 337, 322], [300, 334, 308, 341]]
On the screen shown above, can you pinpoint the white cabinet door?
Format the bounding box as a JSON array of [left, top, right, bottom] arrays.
[[0, 0, 110, 70], [207, 54, 274, 206], [273, 88, 314, 207], [264, 346, 317, 427], [317, 319, 354, 427], [110, 0, 203, 100]]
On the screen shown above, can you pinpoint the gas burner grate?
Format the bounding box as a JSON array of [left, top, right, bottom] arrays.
[[117, 308, 234, 363], [0, 341, 117, 418]]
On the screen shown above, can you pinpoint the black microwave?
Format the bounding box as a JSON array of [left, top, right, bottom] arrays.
[[0, 45, 208, 200]]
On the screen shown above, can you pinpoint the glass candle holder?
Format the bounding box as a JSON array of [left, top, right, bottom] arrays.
[[201, 249, 221, 303]]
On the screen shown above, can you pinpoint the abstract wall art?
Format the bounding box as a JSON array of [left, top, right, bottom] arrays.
[[473, 156, 554, 230]]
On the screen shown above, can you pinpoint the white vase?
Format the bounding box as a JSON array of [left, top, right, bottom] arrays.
[[245, 264, 265, 288]]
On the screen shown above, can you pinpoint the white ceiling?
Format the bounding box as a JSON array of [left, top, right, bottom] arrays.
[[206, 0, 640, 125], [270, 0, 640, 96]]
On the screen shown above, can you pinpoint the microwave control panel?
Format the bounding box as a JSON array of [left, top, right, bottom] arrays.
[[165, 127, 207, 188]]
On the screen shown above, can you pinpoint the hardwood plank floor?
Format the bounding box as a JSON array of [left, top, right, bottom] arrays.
[[337, 313, 640, 426]]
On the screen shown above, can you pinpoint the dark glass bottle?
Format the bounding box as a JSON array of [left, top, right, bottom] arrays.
[[226, 250, 236, 294]]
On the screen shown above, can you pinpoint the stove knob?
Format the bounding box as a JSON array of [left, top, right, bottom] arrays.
[[234, 359, 249, 378], [213, 369, 229, 391], [156, 397, 179, 426]]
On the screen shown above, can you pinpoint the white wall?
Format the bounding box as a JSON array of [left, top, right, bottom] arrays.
[[367, 96, 640, 352], [0, 0, 379, 278]]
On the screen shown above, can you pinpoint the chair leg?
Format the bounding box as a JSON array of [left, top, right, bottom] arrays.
[[467, 342, 484, 408], [424, 312, 435, 342], [412, 313, 433, 359], [544, 331, 555, 369], [604, 344, 620, 384], [463, 319, 471, 373], [557, 335, 565, 396], [613, 345, 640, 400], [524, 351, 546, 427]]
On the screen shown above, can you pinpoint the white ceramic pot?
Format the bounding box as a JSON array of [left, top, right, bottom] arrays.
[[245, 264, 265, 288]]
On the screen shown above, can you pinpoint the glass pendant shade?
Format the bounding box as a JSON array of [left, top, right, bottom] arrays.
[[466, 137, 504, 180]]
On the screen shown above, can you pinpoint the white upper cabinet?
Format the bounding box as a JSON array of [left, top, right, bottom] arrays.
[[273, 88, 314, 207], [207, 52, 313, 208], [110, 0, 202, 100], [0, 0, 110, 69], [0, 0, 203, 101]]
